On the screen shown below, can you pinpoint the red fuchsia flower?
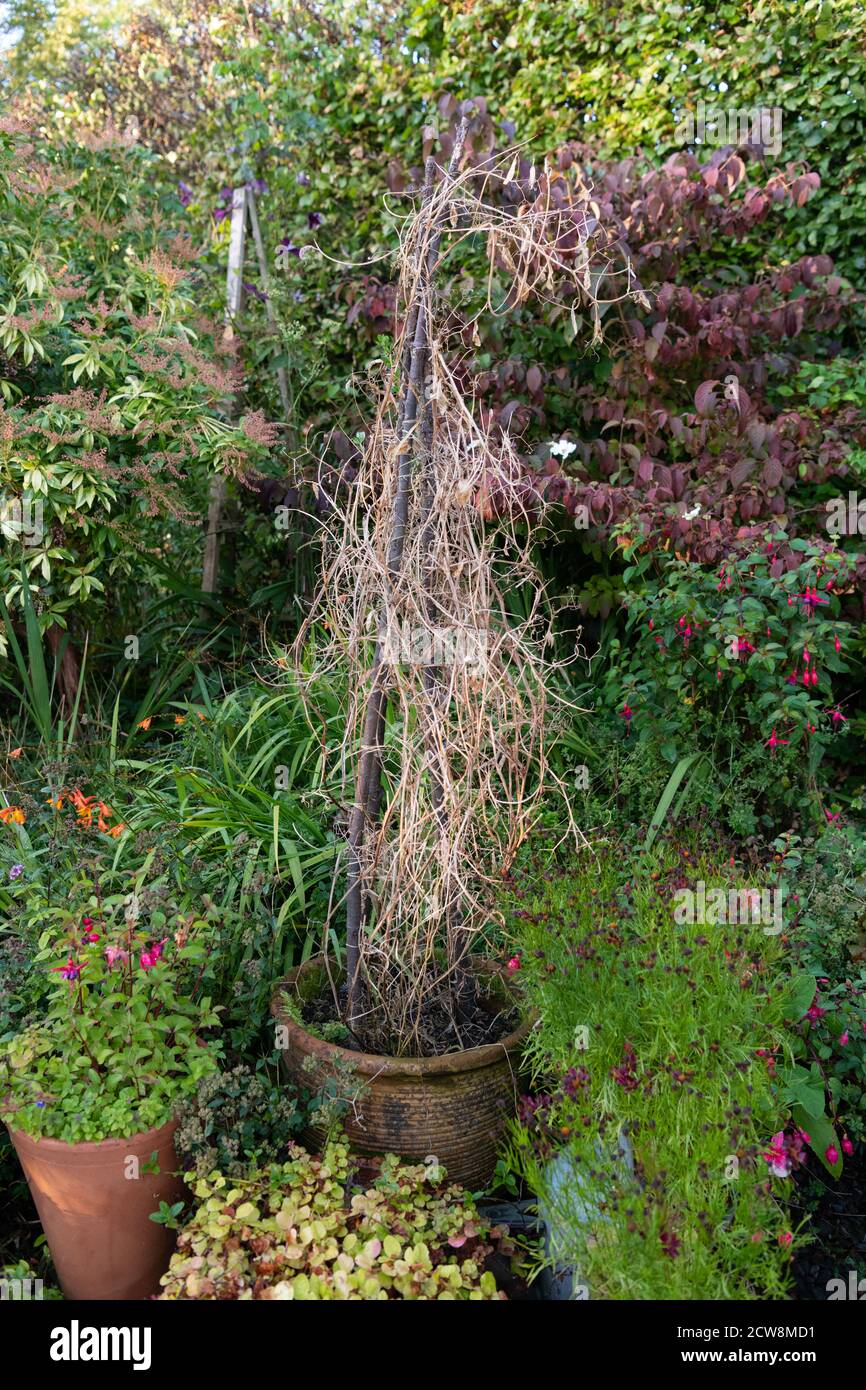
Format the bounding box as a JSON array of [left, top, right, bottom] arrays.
[[778, 1232, 793, 1248], [805, 1003, 825, 1021], [82, 916, 94, 927], [83, 931, 100, 944], [824, 809, 841, 824], [51, 957, 83, 982], [620, 703, 633, 724], [825, 1144, 839, 1166], [506, 955, 521, 974], [802, 647, 810, 665], [810, 669, 818, 686], [839, 1030, 849, 1046], [828, 706, 847, 725], [765, 729, 789, 749], [795, 587, 829, 612], [842, 1136, 854, 1156], [834, 634, 841, 653]]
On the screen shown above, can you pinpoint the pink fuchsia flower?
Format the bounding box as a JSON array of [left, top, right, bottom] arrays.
[[139, 938, 168, 971], [763, 1132, 790, 1178], [778, 1232, 793, 1248], [842, 1136, 854, 1157], [840, 1030, 849, 1046], [825, 1145, 839, 1166], [51, 957, 83, 982], [506, 955, 521, 974], [105, 946, 128, 968], [805, 1002, 825, 1021], [824, 809, 841, 824], [834, 634, 841, 653], [765, 728, 789, 749]]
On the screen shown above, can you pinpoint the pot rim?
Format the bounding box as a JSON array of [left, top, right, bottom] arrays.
[[4, 1116, 179, 1155], [269, 954, 532, 1077]]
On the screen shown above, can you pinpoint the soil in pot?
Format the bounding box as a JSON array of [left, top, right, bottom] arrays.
[[271, 956, 531, 1189]]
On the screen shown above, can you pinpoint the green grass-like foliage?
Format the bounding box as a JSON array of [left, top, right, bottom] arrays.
[[506, 838, 797, 1299]]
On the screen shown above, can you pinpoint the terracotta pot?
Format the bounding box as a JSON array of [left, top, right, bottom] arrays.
[[270, 957, 531, 1188], [7, 1118, 186, 1300]]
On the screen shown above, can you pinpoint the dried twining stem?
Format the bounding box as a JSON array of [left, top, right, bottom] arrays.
[[296, 123, 639, 1056]]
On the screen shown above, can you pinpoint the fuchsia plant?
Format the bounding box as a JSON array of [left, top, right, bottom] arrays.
[[601, 542, 855, 831], [0, 904, 221, 1143]]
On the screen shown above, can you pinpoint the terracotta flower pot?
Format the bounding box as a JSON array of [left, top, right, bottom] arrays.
[[7, 1118, 186, 1300], [270, 956, 531, 1189]]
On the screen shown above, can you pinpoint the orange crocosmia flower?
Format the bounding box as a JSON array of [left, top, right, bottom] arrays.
[[9, 747, 22, 759], [174, 715, 185, 726], [138, 717, 153, 731], [0, 807, 26, 824], [196, 712, 206, 722], [108, 823, 125, 838], [46, 795, 64, 810]]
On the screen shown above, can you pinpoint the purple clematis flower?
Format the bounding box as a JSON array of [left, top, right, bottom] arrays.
[[276, 237, 302, 265], [307, 211, 322, 229], [9, 863, 23, 880], [177, 181, 193, 207], [242, 282, 268, 303]]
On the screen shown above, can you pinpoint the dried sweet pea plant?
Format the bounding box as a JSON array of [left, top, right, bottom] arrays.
[[296, 122, 640, 1057]]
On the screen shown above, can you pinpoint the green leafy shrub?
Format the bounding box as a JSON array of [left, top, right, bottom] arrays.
[[599, 541, 857, 834], [775, 828, 866, 1148], [159, 1141, 512, 1300], [0, 114, 276, 667], [174, 1063, 304, 1177], [0, 892, 221, 1142]]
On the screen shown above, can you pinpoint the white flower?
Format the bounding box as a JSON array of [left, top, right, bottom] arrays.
[[549, 439, 577, 460], [682, 503, 702, 520]]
